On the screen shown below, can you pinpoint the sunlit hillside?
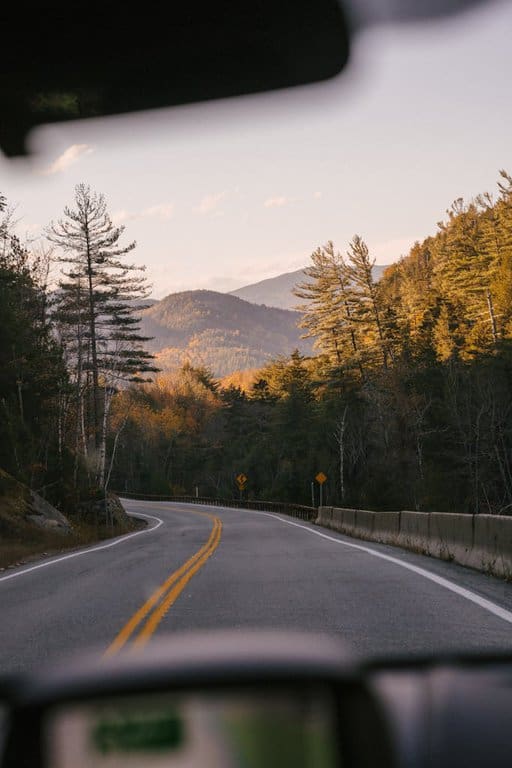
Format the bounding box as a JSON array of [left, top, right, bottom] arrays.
[[140, 290, 313, 376]]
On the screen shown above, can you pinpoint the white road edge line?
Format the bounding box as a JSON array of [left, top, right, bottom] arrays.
[[173, 501, 512, 627], [0, 512, 163, 584], [250, 510, 512, 626]]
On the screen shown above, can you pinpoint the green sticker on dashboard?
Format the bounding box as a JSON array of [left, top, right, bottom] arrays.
[[92, 711, 184, 753]]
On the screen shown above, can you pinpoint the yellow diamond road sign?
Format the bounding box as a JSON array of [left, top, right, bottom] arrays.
[[316, 472, 327, 485], [236, 473, 247, 485]]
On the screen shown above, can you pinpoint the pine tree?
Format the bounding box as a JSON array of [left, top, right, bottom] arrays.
[[432, 199, 496, 356], [48, 184, 157, 486], [294, 241, 364, 380], [0, 192, 68, 493], [344, 235, 395, 370], [490, 171, 512, 337], [383, 239, 437, 361]]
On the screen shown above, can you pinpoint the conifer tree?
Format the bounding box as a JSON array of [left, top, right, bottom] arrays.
[[0, 192, 68, 494], [48, 184, 157, 485], [344, 235, 395, 370], [294, 241, 364, 379], [433, 199, 497, 355], [490, 171, 512, 336]]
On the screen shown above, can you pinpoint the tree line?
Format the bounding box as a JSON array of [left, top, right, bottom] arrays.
[[109, 171, 512, 514], [3, 172, 512, 517], [0, 185, 155, 517]]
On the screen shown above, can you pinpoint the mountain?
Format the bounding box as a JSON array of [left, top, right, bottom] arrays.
[[229, 268, 306, 310], [140, 290, 312, 377], [230, 264, 390, 310]]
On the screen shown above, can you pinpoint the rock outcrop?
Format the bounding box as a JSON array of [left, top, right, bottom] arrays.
[[0, 469, 71, 536]]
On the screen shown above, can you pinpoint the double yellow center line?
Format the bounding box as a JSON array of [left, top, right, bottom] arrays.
[[106, 509, 222, 655]]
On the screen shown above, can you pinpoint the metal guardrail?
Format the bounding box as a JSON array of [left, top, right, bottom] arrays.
[[115, 492, 317, 522]]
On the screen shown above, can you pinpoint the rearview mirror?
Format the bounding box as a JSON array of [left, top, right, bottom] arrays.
[[1, 1, 350, 156]]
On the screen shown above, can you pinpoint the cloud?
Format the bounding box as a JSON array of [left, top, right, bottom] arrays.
[[112, 209, 137, 225], [41, 144, 94, 175], [112, 203, 174, 226], [194, 191, 227, 215], [263, 196, 291, 208], [142, 203, 174, 220]]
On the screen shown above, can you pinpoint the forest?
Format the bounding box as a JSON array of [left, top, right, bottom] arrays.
[[2, 172, 512, 520], [0, 184, 156, 519], [109, 171, 512, 514]]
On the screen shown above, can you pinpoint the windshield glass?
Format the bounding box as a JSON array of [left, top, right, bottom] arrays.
[[1, 0, 512, 675]]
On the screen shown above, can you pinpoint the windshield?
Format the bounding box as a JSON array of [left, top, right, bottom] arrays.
[[1, 0, 512, 675]]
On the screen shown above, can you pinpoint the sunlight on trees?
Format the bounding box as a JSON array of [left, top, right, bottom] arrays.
[[3, 171, 512, 516]]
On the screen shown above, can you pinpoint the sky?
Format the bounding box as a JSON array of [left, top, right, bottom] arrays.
[[1, 1, 512, 299]]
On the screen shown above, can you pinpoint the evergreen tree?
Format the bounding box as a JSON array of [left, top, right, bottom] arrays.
[[432, 199, 496, 356], [381, 239, 437, 363], [344, 235, 395, 370], [489, 171, 512, 337], [0, 193, 68, 497], [294, 241, 364, 379], [48, 184, 157, 485]]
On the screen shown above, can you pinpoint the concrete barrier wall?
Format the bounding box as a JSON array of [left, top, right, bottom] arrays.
[[340, 508, 356, 535], [316, 507, 334, 527], [373, 511, 401, 545], [428, 512, 474, 566], [331, 508, 344, 533], [354, 510, 375, 539], [472, 515, 512, 578], [399, 511, 430, 554], [315, 507, 512, 579]]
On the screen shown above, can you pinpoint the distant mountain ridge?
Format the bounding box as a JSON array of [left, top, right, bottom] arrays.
[[140, 290, 312, 377], [230, 268, 307, 310], [141, 266, 390, 377], [230, 264, 389, 309]]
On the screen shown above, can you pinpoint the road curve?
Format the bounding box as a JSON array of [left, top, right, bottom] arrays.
[[1, 499, 512, 674]]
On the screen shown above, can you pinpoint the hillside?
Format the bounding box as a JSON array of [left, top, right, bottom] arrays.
[[230, 264, 389, 309], [140, 290, 313, 377]]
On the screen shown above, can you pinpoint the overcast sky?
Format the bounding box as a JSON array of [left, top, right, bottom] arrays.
[[1, 1, 511, 298]]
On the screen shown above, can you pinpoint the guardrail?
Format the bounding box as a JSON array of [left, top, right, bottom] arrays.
[[115, 492, 316, 522]]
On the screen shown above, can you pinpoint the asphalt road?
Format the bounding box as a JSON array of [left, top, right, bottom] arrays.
[[1, 499, 512, 675]]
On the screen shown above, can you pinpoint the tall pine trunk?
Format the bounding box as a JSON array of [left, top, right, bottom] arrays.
[[84, 227, 100, 449]]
